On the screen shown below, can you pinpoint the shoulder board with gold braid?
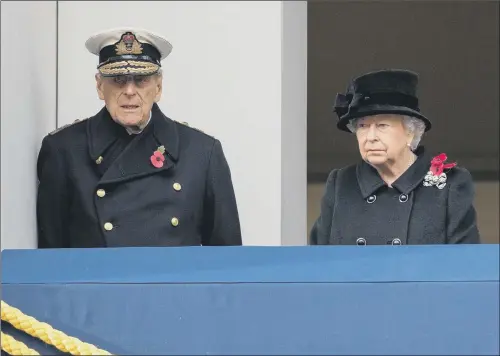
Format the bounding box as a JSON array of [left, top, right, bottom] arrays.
[[49, 118, 87, 135], [176, 120, 208, 135]]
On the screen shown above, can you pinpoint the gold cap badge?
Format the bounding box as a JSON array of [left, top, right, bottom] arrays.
[[115, 32, 143, 55]]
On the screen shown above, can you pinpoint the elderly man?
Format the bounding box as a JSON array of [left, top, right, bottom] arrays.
[[36, 28, 242, 247]]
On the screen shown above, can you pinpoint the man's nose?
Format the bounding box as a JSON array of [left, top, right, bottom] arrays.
[[123, 81, 138, 95]]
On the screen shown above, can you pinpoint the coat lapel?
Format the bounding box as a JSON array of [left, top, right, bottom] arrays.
[[88, 104, 180, 185], [87, 106, 120, 163], [356, 161, 386, 199], [391, 147, 431, 194], [356, 146, 432, 198]]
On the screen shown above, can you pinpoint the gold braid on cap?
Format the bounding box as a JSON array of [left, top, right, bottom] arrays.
[[99, 61, 159, 76]]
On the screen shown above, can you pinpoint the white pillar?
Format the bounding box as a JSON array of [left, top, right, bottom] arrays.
[[281, 1, 307, 245], [57, 1, 308, 246], [1, 1, 57, 249]]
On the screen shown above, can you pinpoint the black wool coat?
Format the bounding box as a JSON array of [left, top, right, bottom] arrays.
[[310, 147, 481, 245], [36, 104, 242, 248]]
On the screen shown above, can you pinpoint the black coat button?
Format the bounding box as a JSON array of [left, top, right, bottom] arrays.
[[356, 237, 367, 246], [392, 238, 402, 245], [366, 195, 376, 204], [399, 194, 408, 203]]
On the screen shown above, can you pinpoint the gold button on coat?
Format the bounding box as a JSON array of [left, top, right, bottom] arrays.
[[96, 156, 103, 164], [171, 217, 179, 227], [104, 222, 113, 231], [96, 189, 106, 198], [173, 183, 182, 191]]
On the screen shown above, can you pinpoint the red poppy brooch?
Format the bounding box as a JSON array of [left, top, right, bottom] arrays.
[[423, 153, 457, 189], [150, 145, 166, 168]]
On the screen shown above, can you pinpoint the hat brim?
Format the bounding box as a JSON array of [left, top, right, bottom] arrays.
[[85, 28, 173, 60], [336, 104, 432, 133], [98, 60, 160, 77]]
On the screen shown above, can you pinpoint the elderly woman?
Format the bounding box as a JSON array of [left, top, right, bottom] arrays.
[[310, 69, 480, 245]]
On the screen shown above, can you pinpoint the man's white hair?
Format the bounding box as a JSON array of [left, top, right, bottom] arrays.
[[346, 115, 426, 151]]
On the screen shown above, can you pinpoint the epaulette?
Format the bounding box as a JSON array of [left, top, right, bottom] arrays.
[[49, 118, 86, 135], [176, 120, 208, 135]]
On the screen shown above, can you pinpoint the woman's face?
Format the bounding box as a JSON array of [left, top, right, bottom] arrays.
[[354, 114, 414, 167]]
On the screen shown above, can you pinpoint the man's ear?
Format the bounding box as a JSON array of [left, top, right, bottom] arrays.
[[154, 73, 163, 103], [95, 73, 105, 101]]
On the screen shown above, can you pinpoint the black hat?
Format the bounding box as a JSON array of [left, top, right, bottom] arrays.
[[333, 69, 431, 133], [85, 28, 173, 77]]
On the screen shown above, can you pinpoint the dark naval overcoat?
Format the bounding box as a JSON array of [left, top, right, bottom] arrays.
[[36, 103, 242, 248], [310, 147, 480, 245]]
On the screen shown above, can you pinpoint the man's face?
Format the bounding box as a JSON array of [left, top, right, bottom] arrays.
[[96, 73, 162, 128]]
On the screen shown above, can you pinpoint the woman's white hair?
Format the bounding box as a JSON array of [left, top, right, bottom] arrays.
[[347, 115, 426, 151]]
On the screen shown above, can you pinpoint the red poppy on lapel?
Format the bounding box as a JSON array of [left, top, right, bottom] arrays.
[[423, 153, 457, 189], [150, 145, 166, 168], [430, 153, 457, 175]]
